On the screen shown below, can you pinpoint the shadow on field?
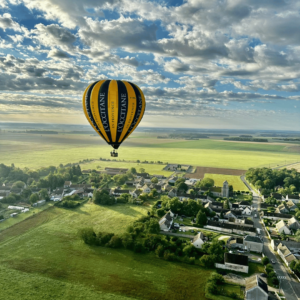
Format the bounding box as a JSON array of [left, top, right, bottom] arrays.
[[104, 204, 146, 217]]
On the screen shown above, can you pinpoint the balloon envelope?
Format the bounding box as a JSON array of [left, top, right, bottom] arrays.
[[83, 80, 146, 149]]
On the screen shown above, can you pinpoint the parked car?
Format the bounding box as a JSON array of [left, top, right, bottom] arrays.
[[271, 259, 276, 264], [237, 250, 245, 253]]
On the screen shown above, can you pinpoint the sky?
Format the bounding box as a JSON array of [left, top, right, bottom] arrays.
[[0, 0, 300, 130]]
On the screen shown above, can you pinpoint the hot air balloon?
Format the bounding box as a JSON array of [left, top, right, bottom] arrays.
[[83, 80, 146, 157]]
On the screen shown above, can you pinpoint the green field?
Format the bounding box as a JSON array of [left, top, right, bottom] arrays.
[[0, 132, 300, 170], [203, 174, 248, 191], [0, 203, 225, 300]]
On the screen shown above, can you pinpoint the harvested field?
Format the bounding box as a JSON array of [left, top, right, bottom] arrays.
[[186, 166, 246, 179]]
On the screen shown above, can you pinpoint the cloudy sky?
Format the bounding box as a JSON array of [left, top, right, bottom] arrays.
[[0, 0, 300, 130]]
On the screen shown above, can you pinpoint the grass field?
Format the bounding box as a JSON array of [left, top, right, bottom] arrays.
[[203, 174, 248, 191], [0, 202, 226, 300], [1, 132, 300, 170]]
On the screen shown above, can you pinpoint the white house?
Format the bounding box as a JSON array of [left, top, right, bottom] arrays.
[[159, 211, 174, 231], [242, 206, 252, 215], [191, 232, 205, 249], [8, 206, 24, 210], [276, 220, 291, 235], [21, 208, 30, 213]]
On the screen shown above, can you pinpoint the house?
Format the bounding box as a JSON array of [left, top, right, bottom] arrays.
[[131, 189, 142, 199], [286, 200, 297, 211], [64, 181, 72, 188], [136, 172, 150, 179], [242, 206, 252, 215], [191, 232, 205, 249], [286, 194, 300, 204], [151, 185, 162, 193], [271, 192, 283, 200], [215, 253, 248, 273], [224, 211, 239, 220], [142, 184, 151, 194], [10, 212, 18, 217], [275, 203, 289, 214], [152, 174, 165, 179], [159, 211, 174, 231], [277, 243, 297, 267], [245, 275, 268, 300], [184, 178, 199, 186], [261, 211, 292, 220], [168, 176, 178, 185], [210, 186, 222, 197], [21, 208, 30, 213], [125, 181, 134, 186], [276, 220, 291, 235], [243, 235, 263, 253], [222, 181, 229, 198], [32, 199, 46, 207], [168, 188, 177, 198], [288, 217, 300, 230], [163, 183, 173, 192]]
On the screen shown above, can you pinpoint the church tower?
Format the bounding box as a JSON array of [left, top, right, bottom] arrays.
[[222, 180, 229, 198]]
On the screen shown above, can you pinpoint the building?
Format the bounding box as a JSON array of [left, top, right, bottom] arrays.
[[205, 220, 256, 236], [110, 189, 130, 197], [286, 194, 300, 204], [64, 181, 72, 188], [243, 235, 263, 253], [168, 188, 177, 198], [288, 217, 300, 230], [215, 253, 249, 273], [261, 212, 292, 220], [7, 206, 24, 210], [276, 220, 291, 235], [142, 184, 151, 194], [239, 201, 251, 208], [286, 200, 298, 211], [242, 206, 252, 215], [245, 275, 268, 300], [33, 200, 46, 207], [191, 232, 205, 249], [130, 189, 142, 199], [271, 192, 284, 200], [222, 180, 229, 198], [159, 211, 174, 231], [277, 243, 297, 266], [275, 203, 289, 214], [228, 237, 244, 249]]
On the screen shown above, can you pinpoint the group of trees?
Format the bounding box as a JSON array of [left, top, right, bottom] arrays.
[[79, 215, 225, 267], [265, 263, 279, 286], [246, 167, 300, 196], [93, 190, 115, 205], [290, 260, 300, 277], [155, 196, 213, 224], [195, 178, 215, 190]]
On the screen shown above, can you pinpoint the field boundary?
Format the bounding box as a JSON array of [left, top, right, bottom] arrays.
[[186, 166, 246, 179]]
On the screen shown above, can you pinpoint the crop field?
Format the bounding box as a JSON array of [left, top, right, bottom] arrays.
[[1, 132, 300, 170], [0, 203, 222, 300], [203, 174, 247, 191], [186, 166, 246, 179]]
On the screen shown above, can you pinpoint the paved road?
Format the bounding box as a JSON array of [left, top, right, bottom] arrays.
[[246, 178, 299, 300]]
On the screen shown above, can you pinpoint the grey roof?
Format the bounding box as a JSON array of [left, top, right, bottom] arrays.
[[160, 211, 173, 228], [244, 235, 263, 244], [239, 201, 251, 205], [113, 189, 129, 194], [287, 194, 299, 199], [246, 275, 268, 294], [225, 253, 248, 266]]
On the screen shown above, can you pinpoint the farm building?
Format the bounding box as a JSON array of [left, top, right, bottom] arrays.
[[32, 200, 46, 207], [7, 206, 24, 210]]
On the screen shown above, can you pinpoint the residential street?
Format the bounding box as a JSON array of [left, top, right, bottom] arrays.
[[243, 175, 299, 300]]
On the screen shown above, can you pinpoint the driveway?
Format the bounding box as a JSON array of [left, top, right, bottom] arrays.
[[245, 177, 299, 300]]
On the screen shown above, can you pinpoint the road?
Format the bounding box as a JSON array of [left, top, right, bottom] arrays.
[[245, 177, 299, 300]]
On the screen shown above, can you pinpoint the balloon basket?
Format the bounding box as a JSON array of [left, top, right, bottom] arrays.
[[111, 151, 118, 157]]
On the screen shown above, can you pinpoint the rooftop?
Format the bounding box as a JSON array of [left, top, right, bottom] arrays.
[[245, 275, 268, 294], [224, 253, 248, 266], [244, 235, 263, 244]]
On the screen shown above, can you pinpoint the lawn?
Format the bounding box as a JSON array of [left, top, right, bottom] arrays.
[[1, 133, 300, 170], [0, 202, 220, 300], [203, 174, 247, 191]]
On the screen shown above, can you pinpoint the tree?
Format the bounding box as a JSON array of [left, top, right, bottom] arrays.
[[130, 167, 137, 174], [157, 208, 166, 217], [208, 241, 224, 262], [93, 190, 115, 205], [0, 215, 4, 220], [295, 230, 300, 242], [262, 257, 270, 265], [177, 182, 188, 192], [107, 235, 122, 248], [224, 199, 230, 209], [29, 193, 39, 204], [21, 188, 32, 200], [151, 177, 158, 184], [195, 210, 207, 227], [78, 228, 97, 245], [39, 188, 50, 201], [147, 219, 160, 234], [139, 168, 145, 173], [167, 197, 182, 214], [11, 181, 26, 189], [205, 281, 218, 295], [199, 255, 214, 267], [175, 178, 185, 186], [208, 273, 225, 285], [195, 178, 214, 189]]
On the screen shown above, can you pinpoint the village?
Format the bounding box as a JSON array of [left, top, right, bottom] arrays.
[[1, 164, 300, 300]]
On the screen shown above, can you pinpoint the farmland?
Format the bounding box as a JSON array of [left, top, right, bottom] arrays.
[[203, 174, 247, 191], [0, 203, 222, 300], [186, 166, 246, 179], [0, 132, 300, 170]]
